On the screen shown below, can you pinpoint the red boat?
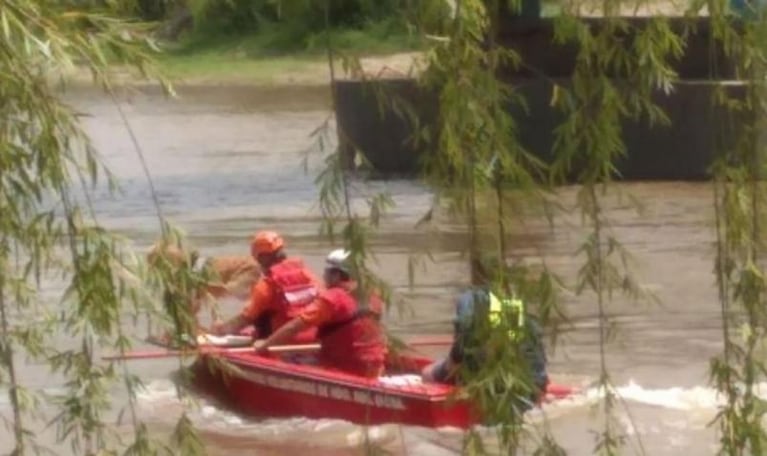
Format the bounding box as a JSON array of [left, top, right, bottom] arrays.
[[189, 349, 576, 429]]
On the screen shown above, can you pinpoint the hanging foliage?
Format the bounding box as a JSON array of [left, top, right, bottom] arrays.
[[0, 1, 208, 455], [705, 0, 767, 454]]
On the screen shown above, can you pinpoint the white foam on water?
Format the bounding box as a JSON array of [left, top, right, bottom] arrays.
[[125, 375, 767, 453], [612, 381, 724, 411], [4, 377, 755, 455], [4, 377, 763, 418], [135, 378, 180, 404], [546, 379, 767, 412]]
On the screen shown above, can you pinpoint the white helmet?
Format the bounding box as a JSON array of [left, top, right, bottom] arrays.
[[325, 249, 352, 274]]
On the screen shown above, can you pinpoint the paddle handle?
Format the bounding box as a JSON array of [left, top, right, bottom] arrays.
[[267, 343, 321, 353], [103, 343, 320, 361], [103, 334, 452, 362], [203, 343, 322, 354]]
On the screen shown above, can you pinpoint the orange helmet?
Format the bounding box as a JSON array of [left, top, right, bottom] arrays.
[[251, 231, 284, 255]]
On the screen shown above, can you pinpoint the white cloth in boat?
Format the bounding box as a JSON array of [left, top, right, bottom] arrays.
[[377, 374, 423, 386], [196, 333, 253, 346]]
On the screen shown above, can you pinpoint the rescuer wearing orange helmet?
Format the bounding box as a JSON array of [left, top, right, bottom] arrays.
[[212, 231, 320, 343]]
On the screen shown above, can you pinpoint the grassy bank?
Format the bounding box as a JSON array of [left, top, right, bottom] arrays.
[[74, 0, 684, 88], [154, 21, 425, 86]]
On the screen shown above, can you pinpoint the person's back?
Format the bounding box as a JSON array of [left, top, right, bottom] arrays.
[[462, 290, 547, 389], [315, 281, 387, 378], [424, 288, 548, 408], [252, 249, 387, 379], [212, 231, 320, 343], [258, 256, 319, 343]]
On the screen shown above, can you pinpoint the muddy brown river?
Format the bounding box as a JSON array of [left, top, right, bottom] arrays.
[[1, 83, 759, 455]]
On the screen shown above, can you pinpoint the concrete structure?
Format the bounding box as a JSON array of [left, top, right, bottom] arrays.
[[334, 16, 753, 181]]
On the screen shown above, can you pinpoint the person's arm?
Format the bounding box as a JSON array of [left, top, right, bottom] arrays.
[[253, 318, 309, 352], [212, 314, 251, 335], [448, 338, 464, 364], [253, 297, 333, 353], [421, 356, 459, 383], [212, 279, 271, 335]]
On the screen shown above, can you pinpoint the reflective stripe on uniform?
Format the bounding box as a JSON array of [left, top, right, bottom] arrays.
[[284, 286, 318, 305]]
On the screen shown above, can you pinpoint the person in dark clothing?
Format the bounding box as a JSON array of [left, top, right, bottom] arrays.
[[422, 287, 549, 412]]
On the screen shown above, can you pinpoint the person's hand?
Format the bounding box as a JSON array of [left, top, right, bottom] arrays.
[[252, 339, 269, 354]]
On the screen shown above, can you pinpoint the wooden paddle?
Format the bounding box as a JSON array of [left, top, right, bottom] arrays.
[[102, 343, 321, 361], [104, 333, 453, 362]]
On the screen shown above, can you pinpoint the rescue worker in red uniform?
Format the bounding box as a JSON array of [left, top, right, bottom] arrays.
[[212, 231, 320, 343], [253, 249, 387, 378]]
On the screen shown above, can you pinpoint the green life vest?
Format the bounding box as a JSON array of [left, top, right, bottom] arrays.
[[488, 291, 525, 340]]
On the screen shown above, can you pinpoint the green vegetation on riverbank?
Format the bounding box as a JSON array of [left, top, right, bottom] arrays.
[[140, 0, 425, 86], [154, 19, 424, 85], [117, 0, 557, 86]]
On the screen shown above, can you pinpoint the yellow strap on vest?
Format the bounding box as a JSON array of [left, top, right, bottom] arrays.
[[488, 291, 525, 338]]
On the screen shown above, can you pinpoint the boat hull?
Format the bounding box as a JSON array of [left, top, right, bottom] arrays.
[[189, 351, 574, 428], [190, 352, 475, 428]]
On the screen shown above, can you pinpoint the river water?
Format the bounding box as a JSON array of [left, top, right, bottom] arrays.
[[0, 83, 758, 455]]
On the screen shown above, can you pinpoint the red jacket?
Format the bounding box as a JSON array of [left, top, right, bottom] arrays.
[[316, 285, 387, 378], [263, 258, 319, 343]]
